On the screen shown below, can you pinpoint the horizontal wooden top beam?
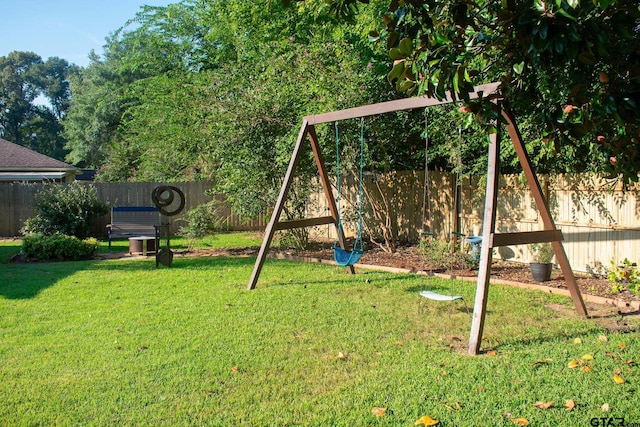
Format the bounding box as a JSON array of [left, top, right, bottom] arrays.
[[304, 82, 502, 125]]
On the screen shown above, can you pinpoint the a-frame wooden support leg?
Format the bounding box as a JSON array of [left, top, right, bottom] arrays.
[[468, 107, 588, 355], [247, 121, 354, 290], [468, 127, 501, 355], [247, 120, 310, 290], [502, 109, 588, 318]]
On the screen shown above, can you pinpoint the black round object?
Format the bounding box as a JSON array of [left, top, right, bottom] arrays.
[[152, 186, 185, 216]]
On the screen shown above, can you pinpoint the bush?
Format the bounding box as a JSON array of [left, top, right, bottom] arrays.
[[21, 182, 108, 239], [179, 201, 224, 239], [22, 234, 99, 261], [529, 242, 554, 263], [277, 228, 310, 250], [419, 236, 475, 271], [607, 258, 640, 296]]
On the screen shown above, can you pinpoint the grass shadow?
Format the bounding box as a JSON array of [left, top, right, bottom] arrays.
[[0, 255, 257, 300], [0, 243, 21, 264]]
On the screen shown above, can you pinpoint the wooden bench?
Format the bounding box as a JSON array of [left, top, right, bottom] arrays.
[[106, 206, 160, 248]]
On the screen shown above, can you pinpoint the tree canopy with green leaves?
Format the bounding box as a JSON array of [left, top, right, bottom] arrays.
[[0, 51, 76, 160], [61, 0, 639, 222], [63, 0, 423, 217], [314, 0, 640, 184]]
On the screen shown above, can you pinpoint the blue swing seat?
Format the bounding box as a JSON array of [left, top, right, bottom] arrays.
[[333, 245, 364, 267]]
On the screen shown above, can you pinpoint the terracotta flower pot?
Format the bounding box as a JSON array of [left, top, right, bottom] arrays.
[[530, 262, 553, 282]]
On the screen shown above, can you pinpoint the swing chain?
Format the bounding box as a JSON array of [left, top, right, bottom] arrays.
[[333, 119, 365, 256], [354, 117, 365, 251]]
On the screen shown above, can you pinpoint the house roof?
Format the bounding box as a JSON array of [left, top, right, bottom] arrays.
[[0, 138, 76, 171]]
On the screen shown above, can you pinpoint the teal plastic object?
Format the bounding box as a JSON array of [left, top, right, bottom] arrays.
[[333, 246, 364, 267], [466, 236, 483, 261]]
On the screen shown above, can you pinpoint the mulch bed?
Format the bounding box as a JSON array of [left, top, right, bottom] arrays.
[[286, 242, 640, 307]]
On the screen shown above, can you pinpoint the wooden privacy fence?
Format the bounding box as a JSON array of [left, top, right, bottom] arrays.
[[305, 171, 640, 273], [2, 174, 639, 272], [0, 181, 266, 238]]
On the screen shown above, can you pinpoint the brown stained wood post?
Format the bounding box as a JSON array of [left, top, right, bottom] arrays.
[[307, 126, 355, 274], [468, 126, 501, 355], [501, 108, 588, 317], [247, 120, 310, 290]]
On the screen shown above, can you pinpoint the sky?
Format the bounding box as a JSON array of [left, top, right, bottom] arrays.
[[0, 0, 175, 68]]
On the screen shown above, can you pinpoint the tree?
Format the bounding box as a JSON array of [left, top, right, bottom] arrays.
[[63, 53, 138, 170], [0, 51, 74, 160], [0, 51, 43, 145], [97, 72, 212, 181], [42, 57, 78, 120], [296, 0, 640, 184], [63, 1, 406, 173], [63, 2, 214, 172]]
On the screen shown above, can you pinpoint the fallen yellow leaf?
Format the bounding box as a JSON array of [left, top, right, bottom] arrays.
[[512, 417, 529, 426], [455, 401, 462, 410], [415, 415, 439, 426], [599, 335, 608, 343], [371, 407, 386, 417], [582, 365, 592, 373], [533, 401, 554, 409], [487, 350, 497, 356], [565, 399, 576, 411], [568, 360, 580, 368], [613, 375, 625, 384], [231, 366, 239, 372], [581, 354, 594, 361], [601, 403, 610, 412], [573, 338, 582, 344], [336, 352, 347, 360], [619, 342, 626, 349]]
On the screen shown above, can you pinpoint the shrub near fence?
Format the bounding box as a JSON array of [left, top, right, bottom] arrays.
[[0, 181, 266, 238]]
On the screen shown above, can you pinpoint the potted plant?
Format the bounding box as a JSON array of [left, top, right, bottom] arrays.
[[529, 242, 554, 282]]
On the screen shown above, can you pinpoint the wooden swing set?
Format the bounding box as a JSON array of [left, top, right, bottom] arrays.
[[247, 82, 588, 355]]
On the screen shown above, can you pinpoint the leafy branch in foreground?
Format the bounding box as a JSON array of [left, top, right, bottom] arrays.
[[293, 0, 640, 185]]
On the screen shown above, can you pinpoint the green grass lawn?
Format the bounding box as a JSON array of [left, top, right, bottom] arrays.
[[100, 232, 265, 253], [1, 236, 638, 426], [0, 240, 21, 263]]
